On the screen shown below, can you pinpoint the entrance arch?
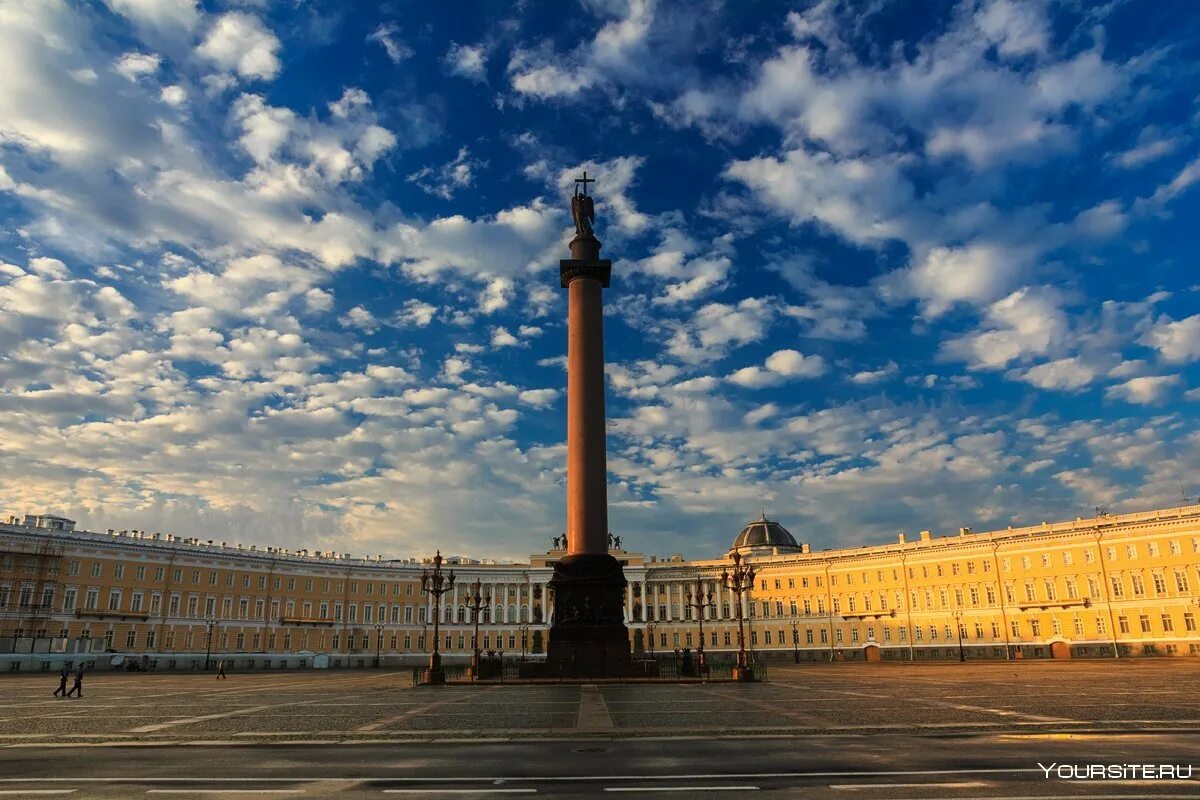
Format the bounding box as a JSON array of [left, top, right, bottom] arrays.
[[1050, 640, 1071, 659], [863, 644, 881, 662]]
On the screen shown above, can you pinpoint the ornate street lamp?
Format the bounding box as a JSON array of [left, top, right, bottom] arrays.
[[952, 609, 966, 663], [465, 579, 491, 681], [374, 623, 383, 668], [519, 623, 530, 662], [203, 616, 218, 671], [790, 618, 800, 664], [684, 576, 715, 676], [720, 550, 757, 681], [646, 622, 656, 658], [419, 551, 456, 685]]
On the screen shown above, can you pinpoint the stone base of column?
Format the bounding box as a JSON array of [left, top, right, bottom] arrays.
[[541, 554, 632, 678]]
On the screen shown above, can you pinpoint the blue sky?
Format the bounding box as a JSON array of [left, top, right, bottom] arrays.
[[1, 0, 1198, 561]]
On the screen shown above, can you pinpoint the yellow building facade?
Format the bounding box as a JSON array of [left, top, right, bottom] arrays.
[[1, 503, 1198, 671]]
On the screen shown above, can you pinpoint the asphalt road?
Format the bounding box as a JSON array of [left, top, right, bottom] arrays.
[[1, 734, 1198, 799]]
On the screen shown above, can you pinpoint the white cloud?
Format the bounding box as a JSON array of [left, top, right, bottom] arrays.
[[1110, 128, 1183, 169], [490, 327, 520, 348], [507, 0, 655, 99], [1141, 314, 1200, 363], [446, 43, 487, 80], [1105, 375, 1180, 405], [197, 12, 282, 81], [974, 0, 1050, 58], [407, 147, 482, 200], [724, 148, 914, 248], [1020, 357, 1096, 391], [898, 244, 1032, 318], [28, 257, 69, 279], [368, 24, 413, 64], [340, 305, 378, 333], [728, 349, 827, 388], [396, 299, 436, 328], [105, 0, 199, 33], [115, 52, 160, 81], [941, 287, 1069, 370], [849, 361, 898, 385], [517, 388, 558, 408], [160, 85, 187, 106], [666, 298, 775, 364]]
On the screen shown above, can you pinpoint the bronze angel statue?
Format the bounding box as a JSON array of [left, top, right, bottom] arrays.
[[571, 184, 595, 237]]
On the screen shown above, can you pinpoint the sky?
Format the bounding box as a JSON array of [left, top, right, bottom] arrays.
[[1, 0, 1198, 562]]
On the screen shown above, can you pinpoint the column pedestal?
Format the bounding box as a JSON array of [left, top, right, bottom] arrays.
[[544, 554, 631, 677]]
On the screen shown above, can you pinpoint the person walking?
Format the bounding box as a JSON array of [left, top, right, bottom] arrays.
[[216, 659, 227, 679], [65, 664, 84, 698], [52, 664, 69, 698]]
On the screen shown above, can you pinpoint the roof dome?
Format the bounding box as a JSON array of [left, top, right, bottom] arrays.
[[731, 511, 800, 552]]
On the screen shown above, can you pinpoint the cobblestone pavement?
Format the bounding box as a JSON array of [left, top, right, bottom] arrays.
[[2, 660, 1198, 745]]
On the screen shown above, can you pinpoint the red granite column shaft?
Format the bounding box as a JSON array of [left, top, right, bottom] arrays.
[[566, 270, 608, 556]]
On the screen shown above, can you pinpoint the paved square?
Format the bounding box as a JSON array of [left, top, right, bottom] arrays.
[[2, 660, 1199, 745]]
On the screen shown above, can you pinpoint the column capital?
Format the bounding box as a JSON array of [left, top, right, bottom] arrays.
[[560, 259, 612, 288]]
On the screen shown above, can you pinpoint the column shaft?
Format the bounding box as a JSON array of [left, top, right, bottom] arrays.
[[566, 276, 608, 555]]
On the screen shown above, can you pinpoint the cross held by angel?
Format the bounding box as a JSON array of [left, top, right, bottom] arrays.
[[571, 171, 596, 237]]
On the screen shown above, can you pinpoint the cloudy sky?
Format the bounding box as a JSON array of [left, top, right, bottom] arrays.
[[1, 0, 1198, 561]]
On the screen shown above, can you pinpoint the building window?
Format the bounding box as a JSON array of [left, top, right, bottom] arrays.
[[1096, 616, 1106, 634], [1161, 614, 1174, 632], [1118, 615, 1129, 633], [1184, 613, 1196, 632], [1152, 573, 1167, 595], [1030, 620, 1041, 637], [1139, 615, 1151, 633], [108, 590, 121, 610], [113, 564, 124, 579], [135, 566, 145, 580], [126, 630, 136, 649]]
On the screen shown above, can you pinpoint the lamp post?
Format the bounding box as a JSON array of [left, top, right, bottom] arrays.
[[684, 576, 715, 676], [419, 551, 456, 685], [646, 622, 656, 658], [466, 580, 490, 680], [790, 619, 800, 664], [203, 616, 218, 671], [519, 623, 530, 662], [721, 550, 757, 681], [374, 623, 383, 668], [952, 610, 966, 663]]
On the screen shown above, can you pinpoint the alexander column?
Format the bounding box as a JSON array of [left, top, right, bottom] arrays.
[[546, 172, 631, 677]]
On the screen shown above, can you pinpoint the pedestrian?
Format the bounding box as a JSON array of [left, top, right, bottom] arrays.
[[216, 659, 226, 679], [53, 664, 69, 698], [66, 664, 84, 698]]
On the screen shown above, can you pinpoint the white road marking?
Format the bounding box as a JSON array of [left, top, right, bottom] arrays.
[[830, 782, 990, 790], [0, 792, 77, 796], [383, 791, 537, 795], [145, 792, 304, 796], [604, 788, 759, 793]]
